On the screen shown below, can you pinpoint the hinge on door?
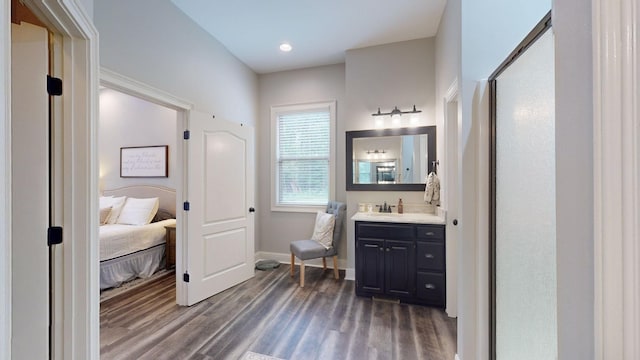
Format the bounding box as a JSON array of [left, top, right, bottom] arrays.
[[47, 75, 62, 96], [183, 272, 190, 282], [183, 130, 190, 140], [47, 226, 63, 246], [183, 201, 190, 211]]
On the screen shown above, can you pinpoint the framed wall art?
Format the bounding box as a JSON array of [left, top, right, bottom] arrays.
[[120, 145, 169, 178]]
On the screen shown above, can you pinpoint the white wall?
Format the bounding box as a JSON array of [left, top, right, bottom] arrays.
[[256, 64, 346, 260], [345, 38, 437, 277], [78, 0, 92, 20], [94, 0, 258, 126], [553, 0, 594, 358], [435, 0, 461, 211], [99, 88, 178, 191]]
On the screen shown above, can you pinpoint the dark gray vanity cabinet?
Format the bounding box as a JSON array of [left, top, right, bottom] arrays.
[[355, 221, 446, 307]]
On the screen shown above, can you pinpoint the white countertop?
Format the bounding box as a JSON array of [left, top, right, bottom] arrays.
[[351, 211, 446, 225]]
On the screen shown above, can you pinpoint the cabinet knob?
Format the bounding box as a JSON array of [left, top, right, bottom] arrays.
[[379, 247, 384, 251], [386, 248, 390, 252], [425, 253, 434, 259], [453, 219, 458, 226], [425, 232, 435, 236], [425, 284, 436, 290]]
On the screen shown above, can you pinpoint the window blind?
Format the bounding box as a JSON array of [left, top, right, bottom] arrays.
[[277, 110, 330, 205]]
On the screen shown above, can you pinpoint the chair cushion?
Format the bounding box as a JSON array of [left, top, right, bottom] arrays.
[[290, 239, 336, 261], [310, 211, 335, 249]]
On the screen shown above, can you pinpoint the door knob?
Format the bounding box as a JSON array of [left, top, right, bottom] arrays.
[[249, 207, 255, 213], [453, 219, 458, 226]]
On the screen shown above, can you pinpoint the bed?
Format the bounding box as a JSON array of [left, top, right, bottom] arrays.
[[100, 185, 176, 290]]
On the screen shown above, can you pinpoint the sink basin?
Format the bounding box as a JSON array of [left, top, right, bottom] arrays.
[[351, 211, 445, 224], [364, 212, 401, 216]]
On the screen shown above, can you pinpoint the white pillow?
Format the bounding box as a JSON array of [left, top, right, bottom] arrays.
[[99, 206, 112, 225], [106, 196, 127, 224], [116, 197, 159, 225], [99, 195, 114, 208], [311, 211, 335, 249]]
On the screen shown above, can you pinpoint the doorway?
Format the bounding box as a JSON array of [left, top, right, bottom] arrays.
[[99, 69, 190, 304]]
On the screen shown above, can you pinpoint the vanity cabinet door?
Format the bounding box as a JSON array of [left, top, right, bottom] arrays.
[[385, 239, 416, 297], [356, 238, 385, 294]]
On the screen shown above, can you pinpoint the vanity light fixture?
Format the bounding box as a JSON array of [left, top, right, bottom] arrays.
[[371, 105, 422, 117], [366, 149, 386, 155]]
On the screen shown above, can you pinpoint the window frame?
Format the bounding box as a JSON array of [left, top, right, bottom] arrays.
[[270, 101, 336, 213]]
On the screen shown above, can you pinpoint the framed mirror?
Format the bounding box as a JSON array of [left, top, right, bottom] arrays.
[[346, 126, 436, 191]]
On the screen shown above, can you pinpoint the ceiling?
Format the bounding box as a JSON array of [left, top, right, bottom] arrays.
[[171, 0, 447, 74]]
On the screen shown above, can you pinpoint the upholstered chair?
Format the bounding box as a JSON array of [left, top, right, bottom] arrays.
[[289, 201, 346, 287]]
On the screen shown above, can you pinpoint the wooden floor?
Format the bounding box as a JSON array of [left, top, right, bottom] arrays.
[[100, 266, 457, 360]]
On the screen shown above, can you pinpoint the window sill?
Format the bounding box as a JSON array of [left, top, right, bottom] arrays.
[[271, 204, 326, 213]]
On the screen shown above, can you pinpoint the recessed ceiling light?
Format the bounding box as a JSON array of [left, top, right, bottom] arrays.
[[279, 43, 292, 52]]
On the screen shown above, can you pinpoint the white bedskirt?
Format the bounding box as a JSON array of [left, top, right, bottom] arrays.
[[100, 244, 165, 290]]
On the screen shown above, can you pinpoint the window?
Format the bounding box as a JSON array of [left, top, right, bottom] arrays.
[[271, 101, 336, 212]]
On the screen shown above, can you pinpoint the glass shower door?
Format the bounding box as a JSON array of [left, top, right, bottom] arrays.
[[490, 15, 557, 360]]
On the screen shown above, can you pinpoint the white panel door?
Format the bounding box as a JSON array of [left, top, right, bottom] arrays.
[[186, 111, 255, 305], [11, 22, 49, 359]]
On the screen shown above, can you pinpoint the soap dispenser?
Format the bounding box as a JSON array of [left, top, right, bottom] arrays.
[[398, 198, 404, 214]]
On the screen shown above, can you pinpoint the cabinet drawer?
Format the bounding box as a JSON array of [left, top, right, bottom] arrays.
[[416, 272, 445, 306], [416, 225, 445, 242], [416, 242, 445, 271], [356, 222, 414, 240]]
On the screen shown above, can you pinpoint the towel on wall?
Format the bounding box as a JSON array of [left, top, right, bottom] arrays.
[[424, 171, 441, 206]]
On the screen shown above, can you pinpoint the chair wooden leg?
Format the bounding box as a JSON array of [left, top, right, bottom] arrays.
[[300, 261, 305, 287], [322, 257, 327, 270], [333, 256, 339, 280], [290, 252, 295, 277]]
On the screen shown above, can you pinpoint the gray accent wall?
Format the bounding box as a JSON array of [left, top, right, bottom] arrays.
[[257, 64, 347, 257], [344, 38, 437, 274]]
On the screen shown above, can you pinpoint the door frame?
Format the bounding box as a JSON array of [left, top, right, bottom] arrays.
[[2, 0, 98, 358], [593, 0, 640, 358], [100, 68, 193, 306], [1, 1, 11, 358], [443, 78, 459, 318]]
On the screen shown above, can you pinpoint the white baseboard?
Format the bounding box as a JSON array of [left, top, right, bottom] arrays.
[[345, 268, 355, 281], [255, 251, 354, 281], [455, 354, 460, 360]]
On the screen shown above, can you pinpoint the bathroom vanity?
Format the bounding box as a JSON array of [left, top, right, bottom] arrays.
[[352, 212, 446, 307]]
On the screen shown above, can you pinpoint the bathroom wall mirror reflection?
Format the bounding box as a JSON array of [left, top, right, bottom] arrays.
[[346, 126, 436, 191]]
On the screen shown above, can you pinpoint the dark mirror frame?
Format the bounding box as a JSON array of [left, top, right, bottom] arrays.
[[346, 125, 437, 191]]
